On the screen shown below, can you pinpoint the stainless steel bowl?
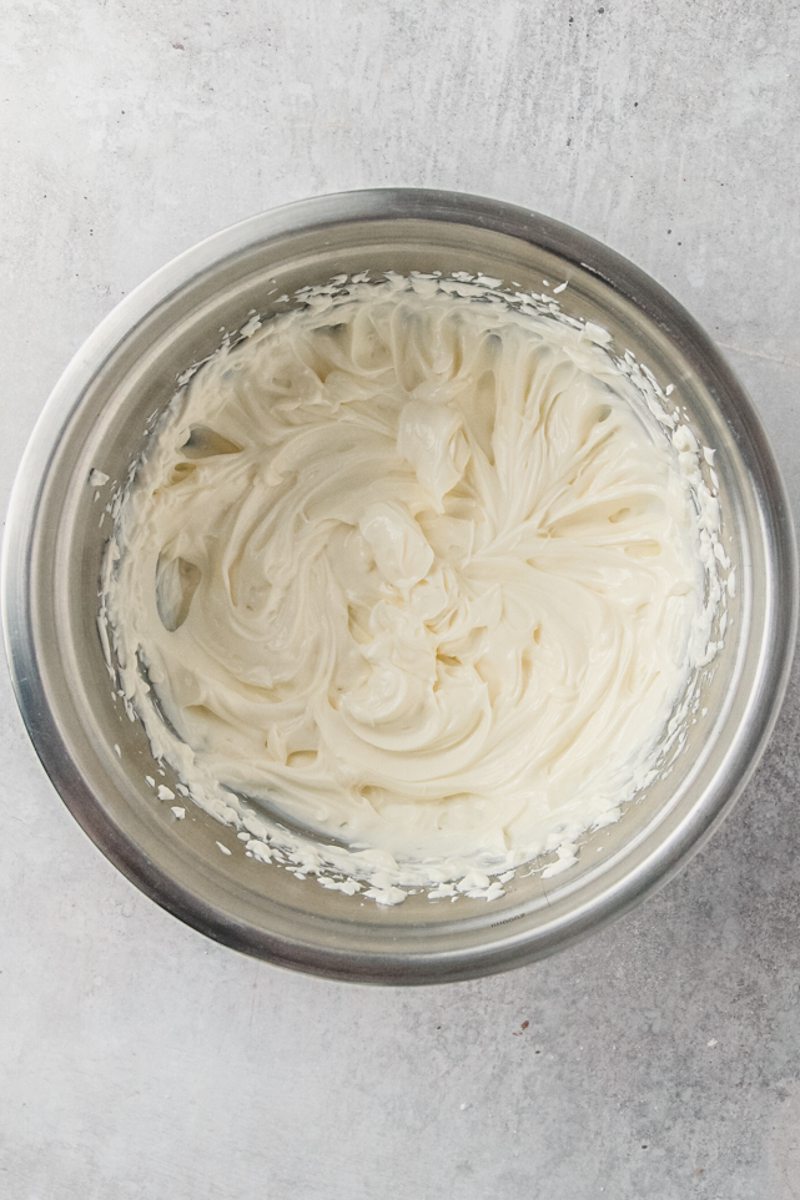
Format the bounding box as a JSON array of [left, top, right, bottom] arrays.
[[3, 189, 796, 983]]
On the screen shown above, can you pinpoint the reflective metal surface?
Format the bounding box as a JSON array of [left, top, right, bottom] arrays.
[[2, 189, 796, 983]]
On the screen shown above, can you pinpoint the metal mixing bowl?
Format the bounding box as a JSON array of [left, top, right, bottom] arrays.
[[3, 190, 796, 983]]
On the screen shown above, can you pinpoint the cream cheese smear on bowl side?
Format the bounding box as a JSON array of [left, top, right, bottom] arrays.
[[100, 272, 730, 906]]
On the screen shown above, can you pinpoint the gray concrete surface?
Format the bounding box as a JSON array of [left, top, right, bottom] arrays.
[[2, 2, 800, 1196]]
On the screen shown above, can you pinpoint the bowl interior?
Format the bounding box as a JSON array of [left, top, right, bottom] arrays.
[[7, 195, 792, 981]]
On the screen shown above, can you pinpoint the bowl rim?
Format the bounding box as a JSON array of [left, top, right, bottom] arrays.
[[3, 187, 797, 984]]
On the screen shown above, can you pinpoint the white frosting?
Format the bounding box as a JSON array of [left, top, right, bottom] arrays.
[[103, 276, 723, 903]]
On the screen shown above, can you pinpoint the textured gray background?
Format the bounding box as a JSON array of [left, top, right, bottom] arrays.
[[2, 2, 800, 1197]]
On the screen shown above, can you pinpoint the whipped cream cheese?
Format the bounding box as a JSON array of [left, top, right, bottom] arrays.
[[103, 274, 723, 903]]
